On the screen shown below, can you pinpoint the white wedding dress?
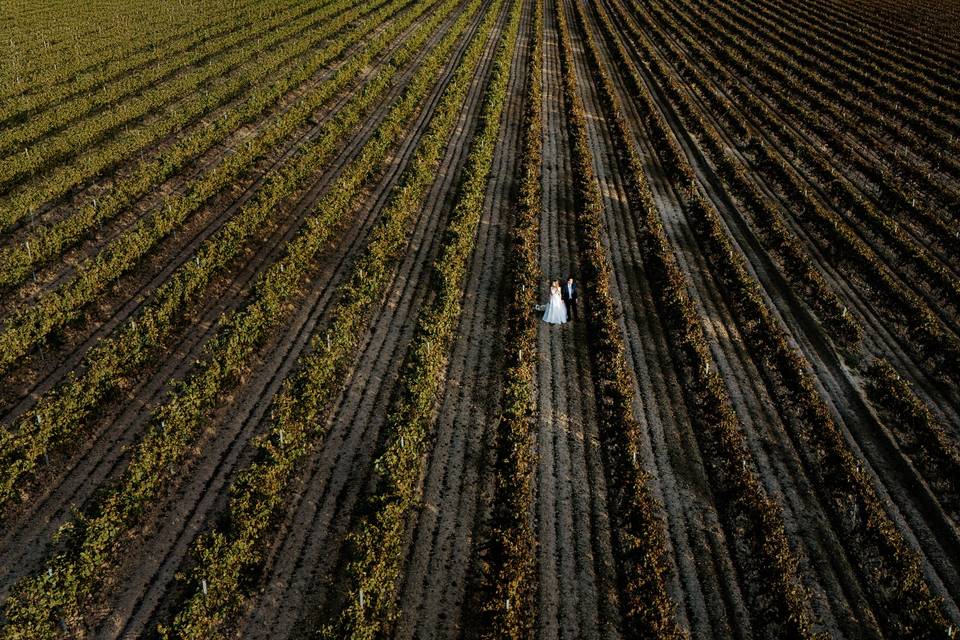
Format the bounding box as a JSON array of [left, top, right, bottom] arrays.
[[542, 285, 568, 324]]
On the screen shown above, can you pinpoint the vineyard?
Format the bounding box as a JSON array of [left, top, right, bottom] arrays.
[[0, 0, 958, 637]]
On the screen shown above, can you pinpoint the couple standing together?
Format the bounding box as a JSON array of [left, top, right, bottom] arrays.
[[543, 277, 578, 325]]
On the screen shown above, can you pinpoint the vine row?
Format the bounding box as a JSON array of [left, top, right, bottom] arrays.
[[472, 0, 542, 635], [0, 0, 329, 158], [638, 0, 960, 308], [335, 0, 517, 635], [0, 0, 409, 376], [606, 0, 863, 344], [0, 0, 474, 636], [157, 0, 501, 635], [0, 0, 385, 292], [0, 0, 366, 233], [0, 0, 423, 508], [0, 0, 349, 189], [864, 359, 960, 523], [0, 0, 272, 128], [586, 0, 817, 636], [619, 0, 960, 385], [605, 0, 951, 632], [556, 1, 689, 636]]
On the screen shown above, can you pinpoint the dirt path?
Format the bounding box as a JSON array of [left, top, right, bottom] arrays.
[[530, 1, 623, 636], [391, 0, 531, 635]]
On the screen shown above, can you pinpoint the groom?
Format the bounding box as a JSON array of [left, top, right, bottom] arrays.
[[562, 276, 578, 322]]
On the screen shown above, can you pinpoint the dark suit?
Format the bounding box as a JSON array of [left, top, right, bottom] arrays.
[[561, 280, 578, 320]]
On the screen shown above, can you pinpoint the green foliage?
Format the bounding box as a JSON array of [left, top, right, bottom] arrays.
[[158, 0, 501, 636], [336, 0, 519, 636], [0, 0, 338, 160], [0, 0, 410, 378], [0, 0, 475, 636], [0, 0, 419, 507], [0, 0, 370, 233], [0, 0, 267, 104], [0, 0, 379, 291]]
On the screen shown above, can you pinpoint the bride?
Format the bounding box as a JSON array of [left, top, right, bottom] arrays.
[[542, 279, 568, 324]]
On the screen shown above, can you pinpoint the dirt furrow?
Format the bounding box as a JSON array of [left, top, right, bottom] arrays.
[[581, 0, 917, 635], [592, 26, 878, 632], [637, 0, 960, 333], [87, 8, 494, 636], [391, 0, 531, 635], [564, 2, 763, 637], [641, 0, 960, 452], [587, 147, 751, 639], [0, 0, 365, 312]]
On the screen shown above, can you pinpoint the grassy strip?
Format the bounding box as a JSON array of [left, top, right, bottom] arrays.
[[0, 1, 474, 637], [473, 0, 541, 636], [333, 0, 516, 636], [555, 1, 689, 636], [0, 0, 419, 508], [588, 0, 821, 635], [607, 0, 951, 633], [0, 0, 408, 375], [156, 0, 500, 635]]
